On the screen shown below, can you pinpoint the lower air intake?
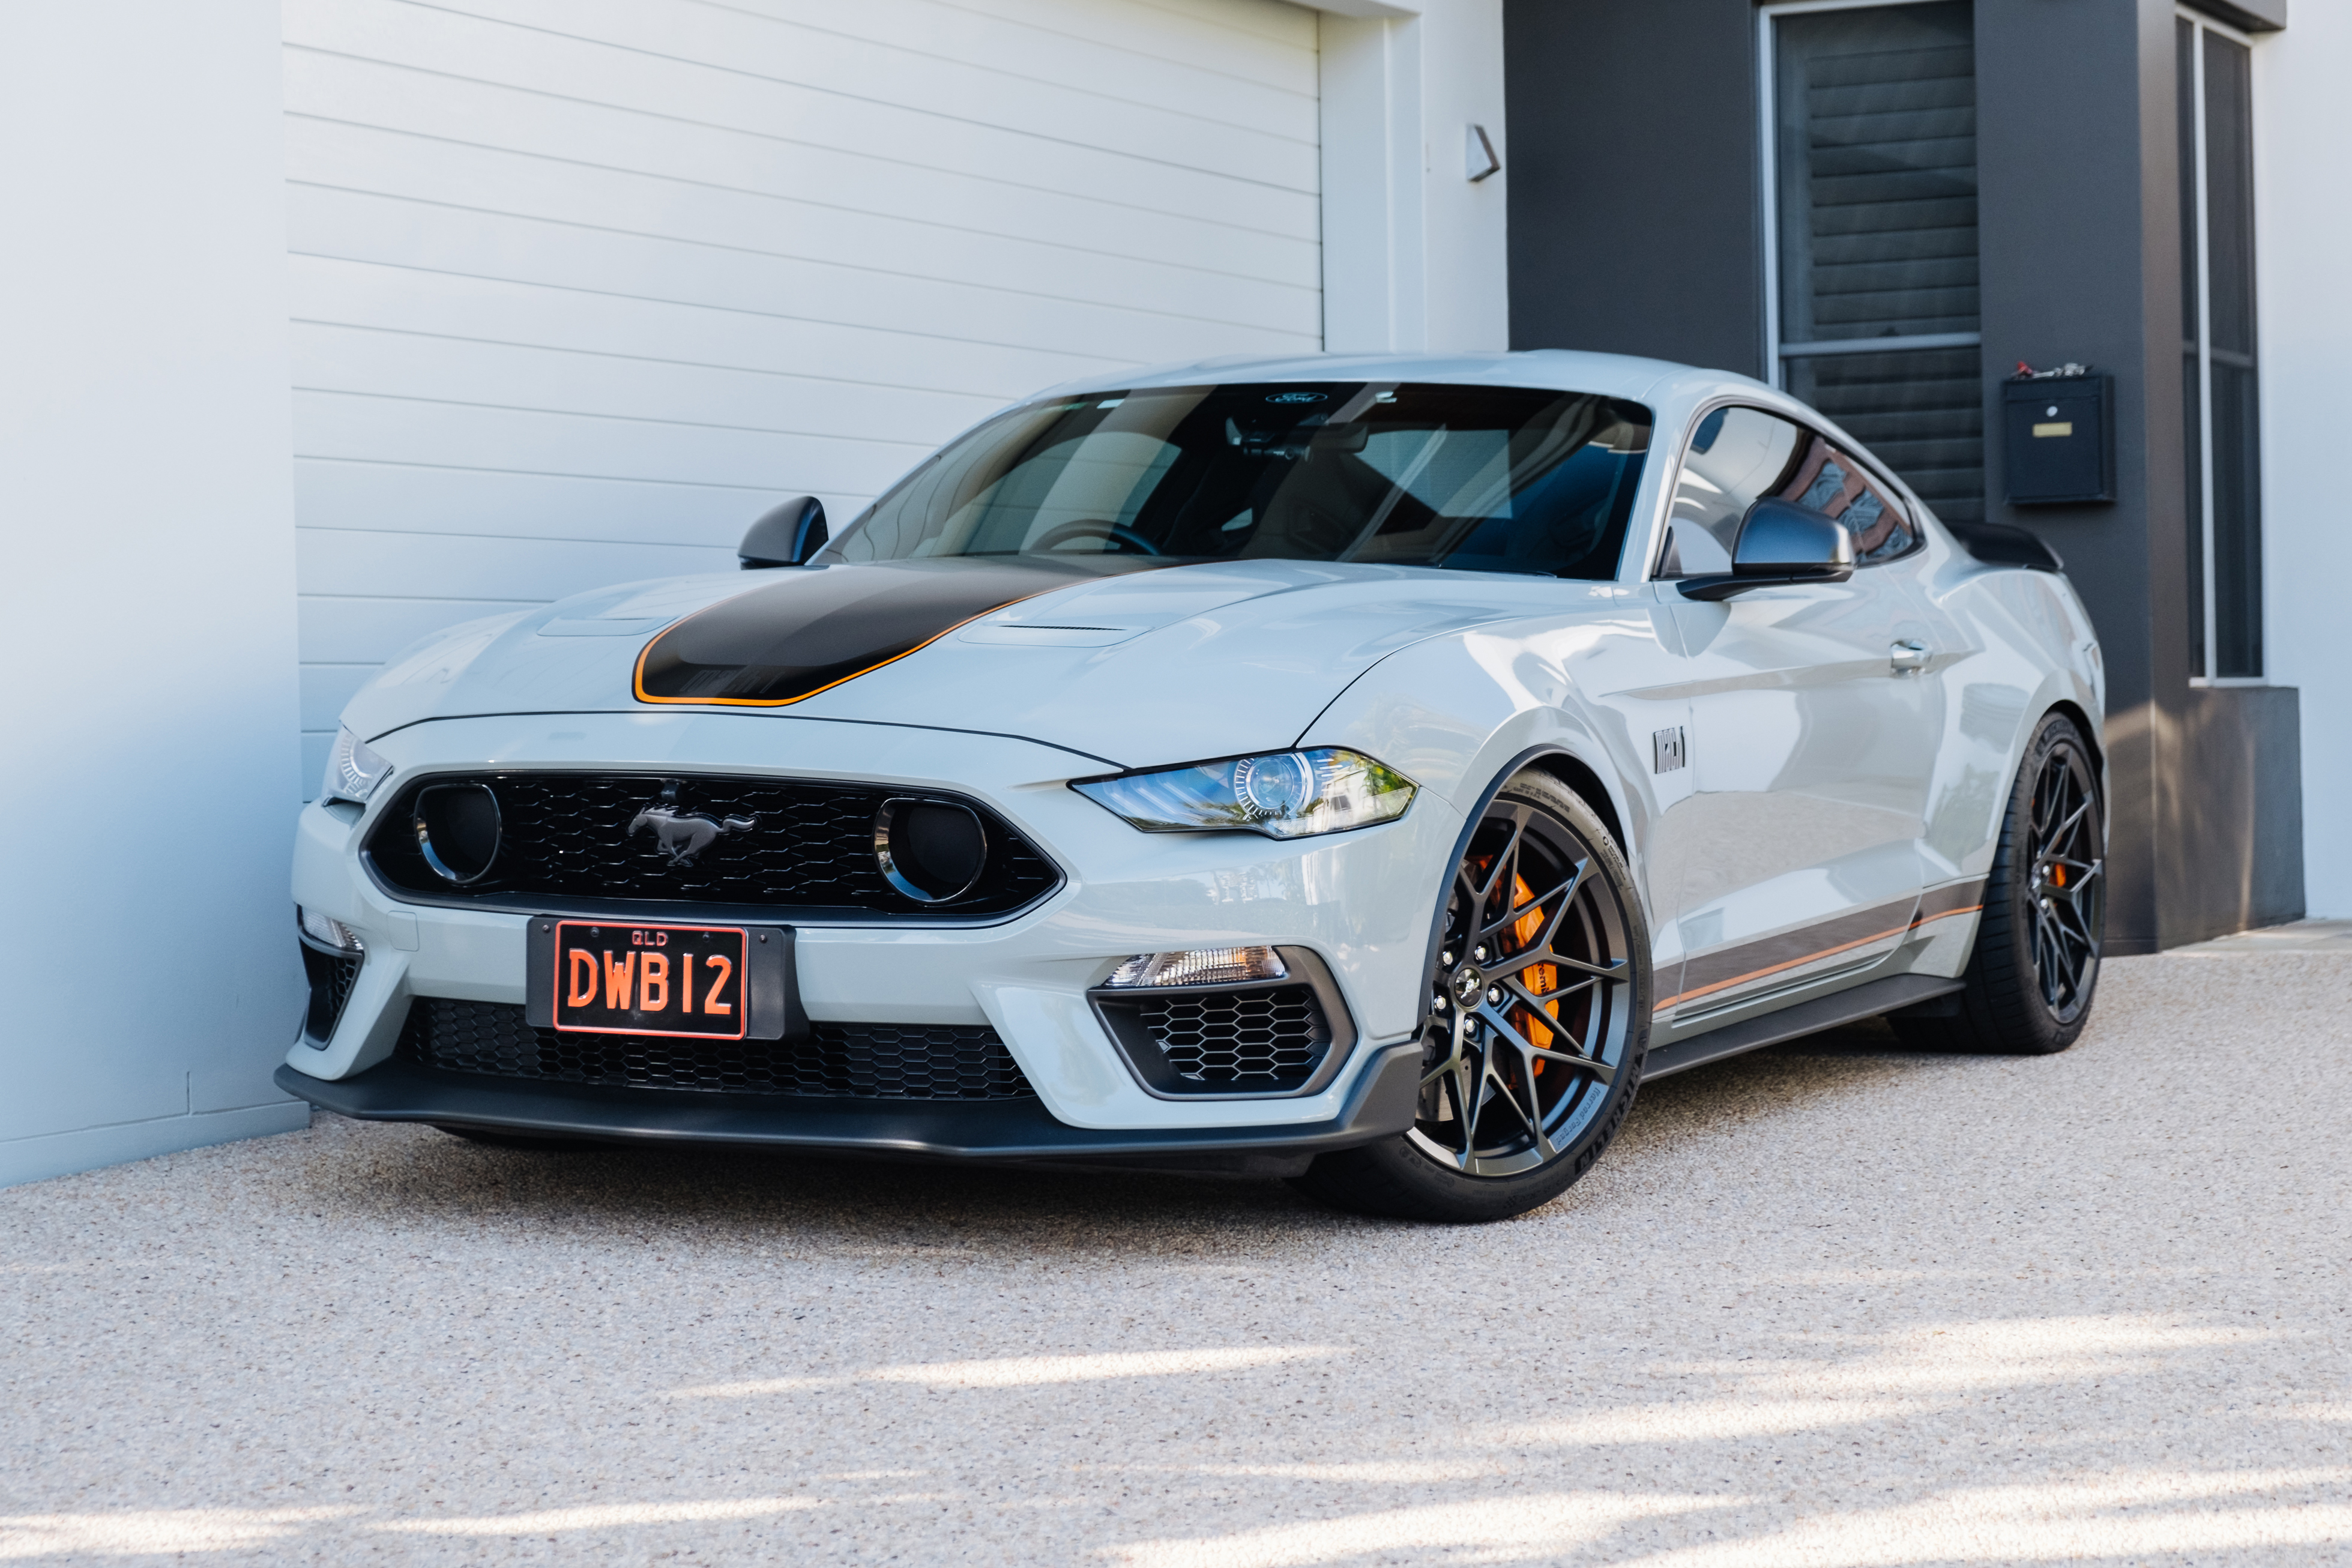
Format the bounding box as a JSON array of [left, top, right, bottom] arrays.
[[300, 945, 363, 1043], [1139, 986, 1330, 1090], [397, 998, 1034, 1100]]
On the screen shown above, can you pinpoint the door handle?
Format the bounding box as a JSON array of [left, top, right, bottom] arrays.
[[1890, 641, 1930, 674]]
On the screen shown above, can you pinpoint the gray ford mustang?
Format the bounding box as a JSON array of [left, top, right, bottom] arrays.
[[280, 351, 2106, 1222]]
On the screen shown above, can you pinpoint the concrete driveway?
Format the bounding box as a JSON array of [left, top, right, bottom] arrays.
[[4, 941, 2348, 1565]]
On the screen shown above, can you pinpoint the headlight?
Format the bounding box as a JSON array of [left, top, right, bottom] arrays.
[[1073, 747, 1416, 839], [321, 725, 393, 804]]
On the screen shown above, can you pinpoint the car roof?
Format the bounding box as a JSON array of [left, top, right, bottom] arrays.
[[1035, 349, 1770, 408]]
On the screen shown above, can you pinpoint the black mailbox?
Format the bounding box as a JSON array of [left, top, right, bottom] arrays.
[[2003, 372, 2114, 505]]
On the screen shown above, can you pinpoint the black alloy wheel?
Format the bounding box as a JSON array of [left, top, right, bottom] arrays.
[[1293, 771, 1650, 1223], [1894, 711, 2105, 1055]]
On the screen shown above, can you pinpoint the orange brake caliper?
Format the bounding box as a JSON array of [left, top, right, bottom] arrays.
[[1511, 874, 1557, 1070]]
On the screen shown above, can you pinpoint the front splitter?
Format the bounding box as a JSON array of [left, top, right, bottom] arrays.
[[274, 1043, 1420, 1165]]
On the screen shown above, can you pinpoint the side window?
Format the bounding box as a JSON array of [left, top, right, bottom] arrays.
[[1787, 436, 1919, 565], [1658, 406, 1918, 576]]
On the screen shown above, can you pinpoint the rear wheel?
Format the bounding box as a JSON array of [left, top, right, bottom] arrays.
[[1292, 771, 1649, 1223], [1894, 711, 2104, 1055]]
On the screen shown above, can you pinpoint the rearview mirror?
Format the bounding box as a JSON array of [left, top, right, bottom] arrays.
[[1677, 498, 1854, 601], [739, 496, 828, 568]]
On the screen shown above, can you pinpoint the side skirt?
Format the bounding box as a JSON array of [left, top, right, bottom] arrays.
[[1639, 972, 1964, 1081]]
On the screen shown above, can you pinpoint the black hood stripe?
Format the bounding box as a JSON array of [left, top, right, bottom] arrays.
[[633, 557, 1170, 707]]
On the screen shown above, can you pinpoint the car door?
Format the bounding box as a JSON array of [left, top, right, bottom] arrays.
[[1652, 405, 1959, 1019]]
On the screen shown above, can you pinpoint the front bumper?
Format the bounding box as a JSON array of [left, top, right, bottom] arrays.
[[274, 1041, 1422, 1169], [287, 710, 1460, 1141]]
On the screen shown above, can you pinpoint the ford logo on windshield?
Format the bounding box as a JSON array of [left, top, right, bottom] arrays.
[[1265, 391, 1328, 404]]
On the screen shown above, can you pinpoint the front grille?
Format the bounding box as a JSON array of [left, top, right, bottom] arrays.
[[397, 998, 1035, 1100], [1130, 985, 1331, 1093], [300, 944, 362, 1042], [364, 773, 1059, 918]]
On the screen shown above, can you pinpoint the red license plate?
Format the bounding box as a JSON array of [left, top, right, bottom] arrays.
[[552, 921, 746, 1039]]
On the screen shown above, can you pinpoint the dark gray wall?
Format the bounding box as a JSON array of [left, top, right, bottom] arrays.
[[1974, 0, 2180, 950], [1503, 0, 1764, 376]]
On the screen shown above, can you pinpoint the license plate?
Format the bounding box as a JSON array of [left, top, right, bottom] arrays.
[[552, 921, 746, 1039]]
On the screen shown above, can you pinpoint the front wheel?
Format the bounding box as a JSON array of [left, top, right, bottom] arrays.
[[1292, 771, 1650, 1223], [1894, 711, 2105, 1055]]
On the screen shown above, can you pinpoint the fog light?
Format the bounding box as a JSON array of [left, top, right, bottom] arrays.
[[297, 906, 364, 953], [1105, 947, 1287, 989], [875, 798, 988, 903], [412, 782, 502, 884]]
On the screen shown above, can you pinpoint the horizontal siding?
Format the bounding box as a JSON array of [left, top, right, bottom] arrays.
[[287, 0, 1321, 786]]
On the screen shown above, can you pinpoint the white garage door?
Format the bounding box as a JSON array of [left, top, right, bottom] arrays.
[[283, 0, 1322, 789]]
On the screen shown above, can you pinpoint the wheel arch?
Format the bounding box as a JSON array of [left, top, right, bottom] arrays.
[[2044, 697, 2106, 802], [1521, 749, 1627, 855]]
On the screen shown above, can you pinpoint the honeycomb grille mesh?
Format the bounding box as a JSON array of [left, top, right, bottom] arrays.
[[365, 773, 1058, 917], [397, 998, 1034, 1100], [1137, 985, 1328, 1090], [301, 945, 363, 1042]]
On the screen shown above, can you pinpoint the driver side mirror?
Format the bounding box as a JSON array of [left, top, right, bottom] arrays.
[[1677, 498, 1854, 601], [739, 496, 828, 569]]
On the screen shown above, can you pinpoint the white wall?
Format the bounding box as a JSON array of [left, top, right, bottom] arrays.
[[1318, 0, 1509, 354], [2255, 8, 2352, 917], [0, 3, 308, 1183], [282, 0, 1326, 789]]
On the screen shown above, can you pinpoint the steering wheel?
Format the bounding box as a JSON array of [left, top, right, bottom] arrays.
[[1031, 519, 1163, 556]]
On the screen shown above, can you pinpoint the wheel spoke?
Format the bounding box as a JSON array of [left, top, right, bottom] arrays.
[[1477, 1003, 1614, 1088], [1488, 949, 1623, 985], [2039, 796, 2093, 857], [1502, 970, 1597, 1016]]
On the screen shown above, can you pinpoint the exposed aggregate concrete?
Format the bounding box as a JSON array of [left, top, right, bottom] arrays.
[[2, 948, 2347, 1564]]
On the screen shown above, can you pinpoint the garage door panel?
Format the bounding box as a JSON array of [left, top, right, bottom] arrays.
[[929, 0, 1316, 92], [294, 391, 926, 499], [292, 324, 1003, 450], [288, 186, 1319, 364], [436, 0, 1319, 154], [294, 460, 801, 553], [285, 14, 1319, 240], [288, 120, 1320, 330], [285, 52, 1321, 283], [296, 0, 1315, 190], [710, 0, 1316, 122], [290, 257, 1118, 402], [298, 522, 736, 605]]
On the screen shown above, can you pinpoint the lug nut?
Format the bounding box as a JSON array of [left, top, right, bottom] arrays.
[[1439, 951, 1455, 968], [1486, 986, 1503, 1004]]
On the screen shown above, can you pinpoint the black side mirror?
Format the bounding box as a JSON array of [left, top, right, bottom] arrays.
[[739, 496, 828, 568], [1678, 498, 1855, 601]]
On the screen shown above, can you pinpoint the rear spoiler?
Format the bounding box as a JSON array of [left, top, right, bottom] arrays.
[[1944, 520, 2064, 573]]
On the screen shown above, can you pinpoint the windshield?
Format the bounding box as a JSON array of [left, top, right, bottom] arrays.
[[825, 382, 1654, 579]]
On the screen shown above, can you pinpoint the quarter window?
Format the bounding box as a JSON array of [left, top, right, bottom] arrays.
[[1659, 406, 1917, 577]]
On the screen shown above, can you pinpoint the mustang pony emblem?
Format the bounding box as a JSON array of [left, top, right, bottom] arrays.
[[627, 782, 755, 867]]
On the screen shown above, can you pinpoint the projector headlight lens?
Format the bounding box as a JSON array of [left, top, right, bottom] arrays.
[[322, 725, 393, 805], [1073, 747, 1416, 840]]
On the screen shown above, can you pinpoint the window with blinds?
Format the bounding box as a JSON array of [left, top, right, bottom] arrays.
[[2179, 13, 2263, 681], [1767, 1, 1983, 524]]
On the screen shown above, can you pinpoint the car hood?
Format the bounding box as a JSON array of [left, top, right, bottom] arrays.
[[343, 557, 1554, 770]]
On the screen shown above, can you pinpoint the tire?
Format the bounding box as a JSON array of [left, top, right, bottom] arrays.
[[1292, 771, 1650, 1223], [1893, 711, 2105, 1055]]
